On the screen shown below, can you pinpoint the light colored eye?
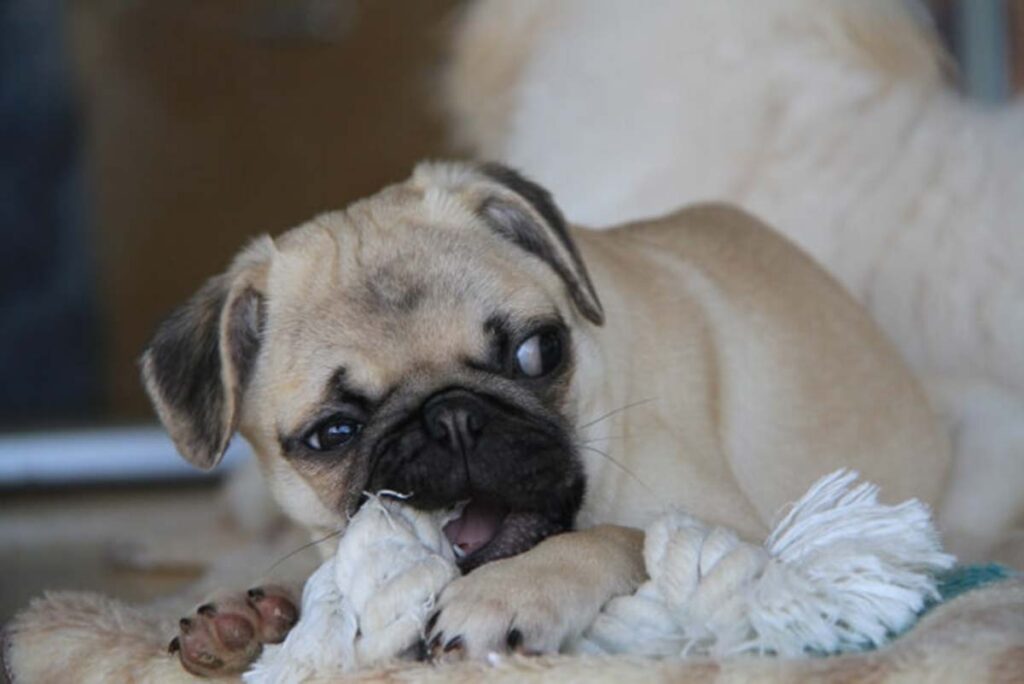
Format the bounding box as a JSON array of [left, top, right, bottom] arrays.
[[515, 329, 563, 377], [516, 335, 543, 376]]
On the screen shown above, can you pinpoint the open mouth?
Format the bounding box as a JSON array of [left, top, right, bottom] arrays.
[[444, 499, 508, 558], [440, 498, 567, 573]]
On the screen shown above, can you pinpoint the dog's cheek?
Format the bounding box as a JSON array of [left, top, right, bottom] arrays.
[[261, 455, 356, 530]]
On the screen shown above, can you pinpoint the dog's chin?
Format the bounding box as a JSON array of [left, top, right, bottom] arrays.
[[440, 498, 571, 573]]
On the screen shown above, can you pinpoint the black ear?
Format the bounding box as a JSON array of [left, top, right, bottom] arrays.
[[140, 276, 265, 469], [476, 163, 604, 326]]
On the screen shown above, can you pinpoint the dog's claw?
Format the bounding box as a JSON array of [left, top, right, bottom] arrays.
[[426, 631, 467, 664], [170, 585, 298, 677], [425, 611, 440, 634], [506, 628, 523, 650]]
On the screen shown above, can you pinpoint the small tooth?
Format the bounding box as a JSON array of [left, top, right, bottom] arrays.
[[452, 543, 466, 559]]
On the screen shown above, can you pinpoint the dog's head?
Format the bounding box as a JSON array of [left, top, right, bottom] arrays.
[[141, 162, 604, 570]]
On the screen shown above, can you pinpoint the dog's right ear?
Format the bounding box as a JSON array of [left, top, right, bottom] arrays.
[[415, 161, 605, 326], [141, 246, 270, 470]]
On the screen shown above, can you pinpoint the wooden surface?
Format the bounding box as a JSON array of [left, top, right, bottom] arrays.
[[0, 483, 212, 624], [66, 0, 462, 419], [1012, 0, 1024, 91]]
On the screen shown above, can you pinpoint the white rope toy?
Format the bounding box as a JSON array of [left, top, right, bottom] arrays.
[[246, 470, 954, 679], [245, 495, 460, 683], [572, 470, 955, 657]]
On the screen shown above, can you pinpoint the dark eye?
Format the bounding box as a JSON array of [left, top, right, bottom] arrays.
[[515, 328, 563, 377], [305, 415, 362, 451]]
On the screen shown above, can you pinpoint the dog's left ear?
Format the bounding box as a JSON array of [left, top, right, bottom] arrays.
[[470, 163, 604, 326], [140, 248, 269, 470]]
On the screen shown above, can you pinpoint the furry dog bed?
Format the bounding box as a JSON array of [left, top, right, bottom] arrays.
[[6, 576, 1023, 683], [4, 472, 1021, 683]]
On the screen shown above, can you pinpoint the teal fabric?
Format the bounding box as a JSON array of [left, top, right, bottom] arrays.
[[821, 564, 1016, 655], [930, 563, 1016, 608], [879, 564, 1017, 649]]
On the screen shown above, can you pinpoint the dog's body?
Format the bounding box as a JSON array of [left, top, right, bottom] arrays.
[[563, 204, 950, 537], [3, 162, 958, 680], [114, 162, 952, 673], [444, 0, 1024, 565]]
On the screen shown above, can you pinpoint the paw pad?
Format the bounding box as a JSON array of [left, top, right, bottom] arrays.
[[170, 586, 298, 677]]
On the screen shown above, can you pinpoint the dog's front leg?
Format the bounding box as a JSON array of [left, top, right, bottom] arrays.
[[426, 524, 644, 660]]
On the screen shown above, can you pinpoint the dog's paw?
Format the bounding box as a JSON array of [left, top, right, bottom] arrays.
[[424, 556, 585, 661], [168, 585, 298, 677]]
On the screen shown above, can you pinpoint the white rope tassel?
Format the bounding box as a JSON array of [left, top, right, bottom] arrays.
[[574, 469, 955, 657], [245, 495, 459, 683]]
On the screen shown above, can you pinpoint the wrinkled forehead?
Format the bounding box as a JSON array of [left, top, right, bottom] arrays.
[[256, 211, 564, 421]]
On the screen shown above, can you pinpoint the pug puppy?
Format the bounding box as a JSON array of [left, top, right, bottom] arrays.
[[142, 161, 950, 675]]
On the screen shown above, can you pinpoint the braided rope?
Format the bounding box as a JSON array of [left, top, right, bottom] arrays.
[[246, 497, 460, 682], [574, 471, 955, 657]]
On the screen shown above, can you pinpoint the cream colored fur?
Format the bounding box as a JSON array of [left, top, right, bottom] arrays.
[[212, 175, 951, 660], [5, 165, 956, 680], [446, 0, 1024, 561]]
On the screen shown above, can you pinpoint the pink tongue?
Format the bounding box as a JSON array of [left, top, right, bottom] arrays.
[[444, 501, 507, 555]]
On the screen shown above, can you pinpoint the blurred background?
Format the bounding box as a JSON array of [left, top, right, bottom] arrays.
[[0, 0, 1022, 627], [0, 0, 462, 627]]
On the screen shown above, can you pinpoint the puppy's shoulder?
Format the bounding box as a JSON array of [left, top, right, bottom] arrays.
[[608, 202, 814, 273], [593, 202, 856, 314], [626, 202, 783, 248]]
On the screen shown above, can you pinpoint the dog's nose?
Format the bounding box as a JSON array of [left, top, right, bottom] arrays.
[[423, 390, 486, 457]]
